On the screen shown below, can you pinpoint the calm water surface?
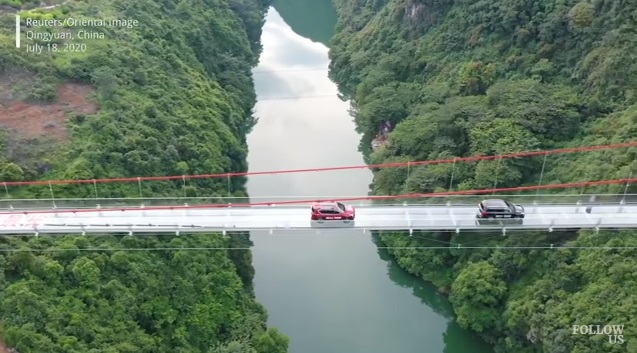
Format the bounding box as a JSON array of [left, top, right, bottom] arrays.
[[246, 5, 493, 353]]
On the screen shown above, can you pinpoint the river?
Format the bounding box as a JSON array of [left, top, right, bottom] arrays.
[[246, 3, 494, 353]]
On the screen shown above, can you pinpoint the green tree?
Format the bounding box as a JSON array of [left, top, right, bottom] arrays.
[[450, 261, 507, 332], [568, 2, 594, 29], [0, 162, 25, 181], [328, 0, 637, 351], [0, 0, 285, 351], [458, 61, 497, 96]]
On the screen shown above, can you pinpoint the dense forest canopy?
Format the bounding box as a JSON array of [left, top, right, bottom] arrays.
[[0, 0, 289, 352], [329, 0, 636, 352]]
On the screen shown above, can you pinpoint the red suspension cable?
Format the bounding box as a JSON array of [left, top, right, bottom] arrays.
[[2, 141, 635, 187], [5, 177, 635, 214]]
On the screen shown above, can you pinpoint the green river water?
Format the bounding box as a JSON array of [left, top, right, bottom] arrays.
[[246, 2, 495, 353]]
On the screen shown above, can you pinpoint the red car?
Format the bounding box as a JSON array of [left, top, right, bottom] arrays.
[[310, 201, 356, 221]]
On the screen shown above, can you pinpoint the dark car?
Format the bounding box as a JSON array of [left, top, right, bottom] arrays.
[[310, 201, 355, 221], [476, 199, 525, 219]]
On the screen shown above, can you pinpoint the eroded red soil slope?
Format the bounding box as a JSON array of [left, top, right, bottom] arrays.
[[0, 77, 97, 139]]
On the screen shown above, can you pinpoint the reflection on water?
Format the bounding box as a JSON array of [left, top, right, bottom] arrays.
[[373, 234, 455, 319], [248, 6, 494, 353], [272, 0, 337, 46], [371, 233, 495, 353]]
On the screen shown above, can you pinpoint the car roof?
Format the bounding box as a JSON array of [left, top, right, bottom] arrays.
[[482, 199, 508, 207], [313, 202, 337, 208]]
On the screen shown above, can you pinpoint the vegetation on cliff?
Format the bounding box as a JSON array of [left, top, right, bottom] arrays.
[[329, 0, 636, 352], [0, 0, 289, 352]]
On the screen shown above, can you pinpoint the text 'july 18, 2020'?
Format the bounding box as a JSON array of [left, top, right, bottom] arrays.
[[17, 15, 138, 54]]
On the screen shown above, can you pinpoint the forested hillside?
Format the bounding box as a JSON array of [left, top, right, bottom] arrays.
[[0, 0, 289, 352], [329, 0, 637, 352]]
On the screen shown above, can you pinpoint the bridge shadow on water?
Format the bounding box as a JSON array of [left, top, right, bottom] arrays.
[[370, 233, 495, 353]]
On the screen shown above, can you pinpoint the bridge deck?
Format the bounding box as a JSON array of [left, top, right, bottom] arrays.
[[0, 204, 635, 234]]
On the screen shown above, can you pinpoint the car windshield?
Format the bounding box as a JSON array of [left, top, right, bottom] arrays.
[[336, 202, 346, 211]]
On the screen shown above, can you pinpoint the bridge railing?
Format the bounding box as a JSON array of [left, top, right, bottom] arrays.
[[0, 193, 634, 211]]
